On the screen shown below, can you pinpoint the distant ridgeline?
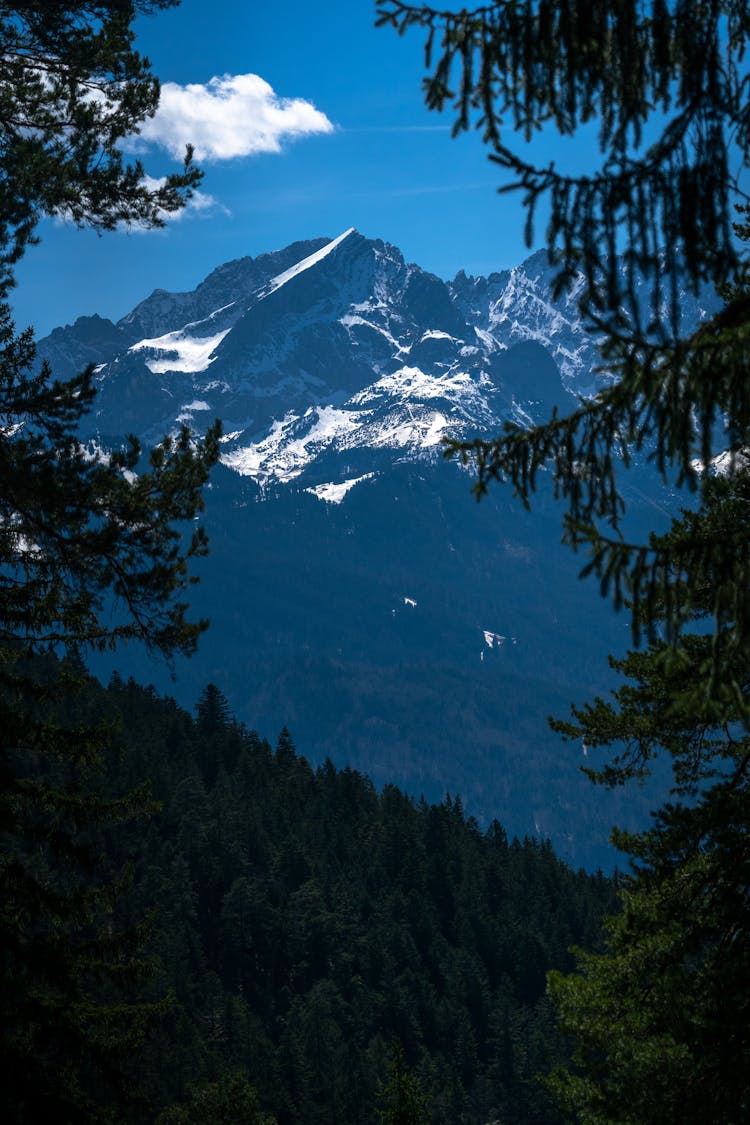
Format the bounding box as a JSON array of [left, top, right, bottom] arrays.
[[38, 229, 715, 868], [81, 674, 613, 1124]]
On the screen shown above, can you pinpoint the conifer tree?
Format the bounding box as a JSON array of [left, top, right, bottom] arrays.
[[546, 469, 750, 1123], [196, 684, 234, 734], [156, 1070, 276, 1125], [378, 3, 750, 1117], [0, 306, 219, 659], [0, 237, 218, 1119], [0, 0, 200, 296], [0, 3, 217, 1119], [377, 0, 750, 700], [377, 1043, 430, 1125]]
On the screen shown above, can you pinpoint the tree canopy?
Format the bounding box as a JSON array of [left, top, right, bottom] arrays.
[[547, 473, 750, 1123], [0, 308, 219, 660], [378, 3, 750, 1120], [377, 0, 750, 703], [0, 4, 217, 1118], [376, 0, 748, 318], [66, 678, 614, 1123], [0, 0, 218, 661], [0, 0, 200, 296]]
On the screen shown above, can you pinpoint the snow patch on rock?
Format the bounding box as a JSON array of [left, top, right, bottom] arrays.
[[305, 472, 376, 504], [267, 229, 356, 294], [222, 405, 364, 484], [130, 328, 230, 374]]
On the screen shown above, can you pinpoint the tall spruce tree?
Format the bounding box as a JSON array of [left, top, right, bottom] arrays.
[[0, 0, 200, 296], [156, 1070, 276, 1125], [377, 0, 750, 697], [377, 1043, 430, 1125], [546, 470, 750, 1123], [0, 3, 217, 1119], [378, 3, 750, 1118]]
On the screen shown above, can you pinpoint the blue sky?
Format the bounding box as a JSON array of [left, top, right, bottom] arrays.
[[12, 0, 576, 337]]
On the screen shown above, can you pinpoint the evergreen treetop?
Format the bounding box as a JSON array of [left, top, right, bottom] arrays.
[[0, 0, 200, 296], [376, 0, 748, 318], [0, 4, 216, 1119], [379, 7, 750, 1118], [0, 305, 219, 659], [377, 0, 750, 706], [546, 472, 750, 1123]]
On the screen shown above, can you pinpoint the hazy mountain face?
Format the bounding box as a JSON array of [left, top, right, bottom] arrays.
[[41, 229, 606, 454], [39, 229, 708, 869]]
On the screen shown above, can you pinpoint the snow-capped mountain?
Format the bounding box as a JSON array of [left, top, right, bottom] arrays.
[[38, 230, 700, 869], [42, 228, 611, 481]]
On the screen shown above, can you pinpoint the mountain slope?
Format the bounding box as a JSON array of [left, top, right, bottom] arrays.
[[92, 674, 617, 1124], [38, 229, 701, 868]]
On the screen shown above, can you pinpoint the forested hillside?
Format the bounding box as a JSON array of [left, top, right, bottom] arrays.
[[75, 673, 615, 1123]]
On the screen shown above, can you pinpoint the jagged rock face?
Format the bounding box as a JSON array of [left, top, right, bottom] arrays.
[[38, 228, 614, 477], [35, 230, 710, 869]]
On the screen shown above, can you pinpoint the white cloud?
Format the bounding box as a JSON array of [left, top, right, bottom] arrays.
[[136, 73, 334, 162], [111, 176, 228, 232], [177, 189, 226, 218], [142, 175, 227, 220]]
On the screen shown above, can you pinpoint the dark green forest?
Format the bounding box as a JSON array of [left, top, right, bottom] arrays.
[[15, 666, 615, 1124], [4, 2, 750, 1120]]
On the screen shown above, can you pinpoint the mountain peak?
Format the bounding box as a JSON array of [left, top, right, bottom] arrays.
[[262, 227, 359, 296], [35, 230, 636, 476]]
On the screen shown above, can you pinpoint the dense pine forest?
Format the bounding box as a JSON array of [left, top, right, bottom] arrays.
[[4, 3, 750, 1122], [11, 666, 615, 1124]]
